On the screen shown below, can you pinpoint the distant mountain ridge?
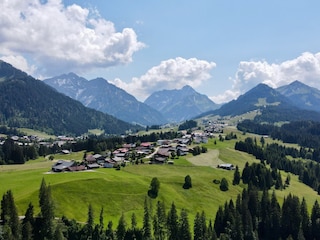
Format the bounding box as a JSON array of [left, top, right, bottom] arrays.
[[0, 60, 140, 136], [211, 83, 294, 117], [198, 82, 320, 123], [144, 85, 219, 122], [276, 80, 320, 112], [44, 73, 167, 126]]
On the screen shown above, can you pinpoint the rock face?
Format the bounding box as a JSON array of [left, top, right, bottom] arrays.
[[144, 85, 219, 122], [44, 73, 167, 126]]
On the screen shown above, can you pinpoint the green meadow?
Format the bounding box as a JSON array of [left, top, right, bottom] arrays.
[[0, 130, 319, 226]]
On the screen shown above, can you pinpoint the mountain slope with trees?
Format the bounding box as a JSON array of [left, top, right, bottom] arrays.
[[198, 83, 320, 123], [44, 73, 168, 126], [0, 61, 141, 136]]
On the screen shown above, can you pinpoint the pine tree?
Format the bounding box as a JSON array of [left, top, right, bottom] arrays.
[[106, 221, 115, 240], [143, 197, 152, 240], [179, 209, 191, 240], [300, 198, 310, 239], [270, 191, 281, 240], [153, 201, 166, 240], [167, 202, 179, 240], [1, 190, 20, 239], [311, 200, 320, 239], [38, 178, 55, 239], [22, 202, 35, 240], [116, 214, 126, 240], [232, 165, 241, 185]]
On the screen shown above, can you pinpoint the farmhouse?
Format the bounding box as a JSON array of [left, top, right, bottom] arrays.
[[52, 160, 76, 172], [217, 163, 235, 170]]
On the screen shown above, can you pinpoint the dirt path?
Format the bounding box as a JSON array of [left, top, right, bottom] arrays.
[[186, 149, 225, 168]]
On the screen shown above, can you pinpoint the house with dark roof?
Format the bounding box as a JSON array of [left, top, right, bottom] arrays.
[[52, 160, 76, 172]]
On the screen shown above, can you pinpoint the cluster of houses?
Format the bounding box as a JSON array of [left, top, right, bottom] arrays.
[[51, 136, 197, 172]]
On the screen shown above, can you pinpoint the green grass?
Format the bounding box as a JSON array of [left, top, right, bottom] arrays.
[[18, 128, 56, 139], [0, 133, 319, 226]]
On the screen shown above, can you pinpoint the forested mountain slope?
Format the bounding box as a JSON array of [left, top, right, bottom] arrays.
[[0, 61, 141, 135]]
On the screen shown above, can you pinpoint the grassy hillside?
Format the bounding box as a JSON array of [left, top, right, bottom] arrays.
[[0, 131, 319, 226]]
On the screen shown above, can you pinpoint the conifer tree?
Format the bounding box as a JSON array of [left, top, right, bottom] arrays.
[[116, 213, 126, 240], [179, 209, 191, 240], [311, 200, 320, 239], [232, 165, 241, 185], [39, 178, 55, 240], [143, 197, 152, 240], [300, 198, 310, 239], [1, 190, 20, 239], [153, 201, 166, 240], [270, 191, 281, 240], [22, 202, 35, 240], [167, 202, 179, 240], [106, 221, 115, 240]]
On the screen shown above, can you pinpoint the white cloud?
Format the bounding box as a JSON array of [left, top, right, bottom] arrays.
[[213, 52, 320, 104], [111, 57, 216, 101], [0, 55, 37, 76], [0, 0, 144, 77]]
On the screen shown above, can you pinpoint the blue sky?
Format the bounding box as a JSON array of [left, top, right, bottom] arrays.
[[1, 0, 320, 103]]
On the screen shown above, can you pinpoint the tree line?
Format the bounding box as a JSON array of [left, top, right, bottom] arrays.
[[235, 137, 320, 194], [3, 178, 320, 239], [237, 119, 320, 149]]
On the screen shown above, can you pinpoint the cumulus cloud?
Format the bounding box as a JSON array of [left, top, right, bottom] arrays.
[[212, 52, 320, 103], [111, 57, 216, 101], [0, 0, 144, 76]]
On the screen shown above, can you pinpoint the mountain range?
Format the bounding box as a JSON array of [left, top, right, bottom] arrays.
[[44, 74, 219, 124], [199, 81, 320, 122], [276, 80, 320, 112], [44, 73, 167, 126], [144, 85, 219, 122], [1, 59, 320, 136], [0, 61, 141, 136]]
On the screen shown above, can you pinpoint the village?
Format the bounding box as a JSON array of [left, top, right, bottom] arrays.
[[51, 133, 209, 172]]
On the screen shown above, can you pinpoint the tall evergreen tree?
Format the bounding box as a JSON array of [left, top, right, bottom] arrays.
[[38, 178, 55, 240], [106, 221, 115, 240], [143, 197, 152, 240], [300, 198, 310, 240], [179, 209, 191, 240], [116, 214, 126, 240], [0, 190, 20, 240], [232, 165, 241, 185], [167, 202, 179, 240], [311, 200, 320, 240], [153, 201, 166, 240], [22, 202, 35, 240]]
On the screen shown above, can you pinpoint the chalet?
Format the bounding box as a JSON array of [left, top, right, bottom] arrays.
[[156, 147, 171, 158], [52, 160, 75, 172], [140, 142, 153, 148], [85, 154, 96, 164]]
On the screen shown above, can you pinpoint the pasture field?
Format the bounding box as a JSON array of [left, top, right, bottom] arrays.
[[0, 130, 319, 226]]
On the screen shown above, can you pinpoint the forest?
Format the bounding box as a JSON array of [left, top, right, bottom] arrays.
[[237, 120, 320, 149]]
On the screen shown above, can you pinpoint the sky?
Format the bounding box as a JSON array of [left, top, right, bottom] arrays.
[[1, 0, 320, 103]]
